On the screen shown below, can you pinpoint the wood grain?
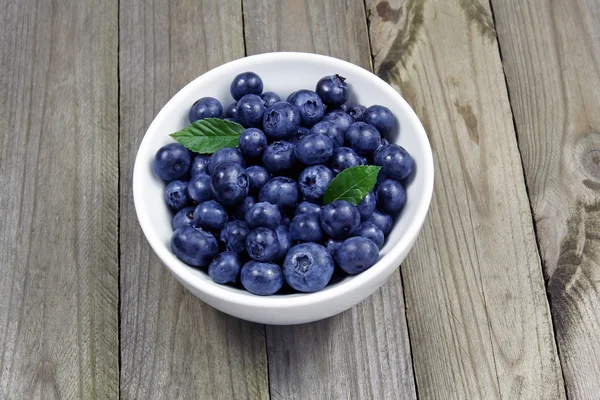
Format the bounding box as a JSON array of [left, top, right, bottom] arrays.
[[492, 0, 600, 397], [243, 1, 417, 399], [0, 0, 119, 398], [366, 0, 565, 398], [118, 1, 269, 399]]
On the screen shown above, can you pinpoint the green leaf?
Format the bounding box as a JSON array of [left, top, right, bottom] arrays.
[[324, 165, 381, 205], [170, 118, 244, 154]]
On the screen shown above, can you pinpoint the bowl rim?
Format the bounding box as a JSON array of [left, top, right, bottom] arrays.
[[133, 51, 434, 309]]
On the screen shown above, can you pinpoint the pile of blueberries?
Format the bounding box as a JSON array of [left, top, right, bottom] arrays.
[[152, 72, 414, 295]]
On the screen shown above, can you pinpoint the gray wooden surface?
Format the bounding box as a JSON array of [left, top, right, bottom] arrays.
[[1, 0, 599, 399]]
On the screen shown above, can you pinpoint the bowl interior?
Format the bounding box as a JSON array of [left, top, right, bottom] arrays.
[[133, 53, 433, 307]]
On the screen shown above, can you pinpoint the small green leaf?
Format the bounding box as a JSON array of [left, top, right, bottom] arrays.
[[324, 165, 381, 205], [170, 118, 244, 154]]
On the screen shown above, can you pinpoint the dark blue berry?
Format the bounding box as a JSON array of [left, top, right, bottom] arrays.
[[245, 227, 280, 262], [187, 172, 213, 203], [246, 165, 271, 193], [353, 222, 385, 249], [258, 177, 299, 211], [153, 143, 191, 181], [261, 91, 281, 108], [345, 122, 381, 155], [315, 74, 349, 107], [310, 121, 344, 148], [208, 147, 245, 175], [321, 110, 354, 133], [164, 180, 192, 211], [209, 251, 242, 284], [262, 102, 301, 140], [288, 90, 325, 127], [245, 202, 281, 230], [298, 165, 333, 203], [283, 243, 334, 292], [234, 196, 256, 220], [366, 210, 393, 236], [210, 161, 248, 206], [320, 200, 361, 239], [188, 97, 223, 123], [376, 178, 406, 213], [280, 216, 291, 227], [275, 225, 291, 261], [172, 206, 196, 230], [294, 133, 333, 165], [295, 201, 322, 216], [290, 213, 323, 242], [193, 200, 228, 231], [237, 94, 266, 127], [330, 147, 362, 175], [171, 226, 218, 267], [239, 128, 267, 159], [190, 154, 210, 177], [373, 144, 414, 181], [240, 261, 283, 295], [347, 104, 367, 121], [357, 191, 376, 220], [291, 126, 310, 144], [225, 102, 238, 120], [230, 72, 263, 101], [335, 237, 379, 274], [325, 238, 343, 255], [262, 141, 296, 173], [364, 105, 395, 135], [220, 220, 251, 253]]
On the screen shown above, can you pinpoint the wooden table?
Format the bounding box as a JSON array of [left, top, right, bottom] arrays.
[[1, 0, 599, 398]]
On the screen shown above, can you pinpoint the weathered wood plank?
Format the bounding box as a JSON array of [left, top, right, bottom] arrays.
[[119, 1, 269, 399], [366, 0, 565, 398], [492, 0, 600, 397], [0, 0, 119, 398], [243, 1, 417, 399]]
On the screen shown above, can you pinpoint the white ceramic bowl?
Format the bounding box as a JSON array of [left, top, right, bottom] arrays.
[[133, 52, 433, 325]]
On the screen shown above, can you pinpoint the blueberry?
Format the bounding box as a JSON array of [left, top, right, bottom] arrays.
[[298, 165, 333, 203], [259, 177, 299, 211], [240, 261, 283, 295], [320, 200, 361, 239], [245, 202, 281, 230], [275, 225, 292, 258], [380, 138, 390, 146], [291, 127, 310, 144], [335, 237, 379, 274], [230, 71, 263, 101], [262, 102, 301, 140], [171, 226, 218, 267], [359, 156, 368, 165], [357, 191, 376, 220], [366, 210, 393, 236], [288, 90, 325, 127], [330, 147, 362, 175], [220, 220, 251, 253], [321, 110, 354, 133], [347, 104, 367, 121], [153, 143, 191, 181], [237, 94, 266, 127], [280, 216, 291, 227], [290, 213, 323, 242], [209, 251, 242, 284], [211, 161, 249, 206], [364, 105, 395, 135], [239, 128, 267, 159], [373, 144, 414, 181], [208, 147, 245, 174], [235, 196, 256, 220], [310, 121, 344, 148], [325, 238, 343, 255], [327, 104, 348, 113], [315, 74, 349, 107], [261, 91, 281, 108], [172, 206, 196, 230], [225, 102, 238, 120], [283, 243, 334, 292], [353, 221, 385, 249], [187, 172, 213, 203], [164, 180, 192, 211], [246, 165, 271, 193], [245, 227, 280, 262], [193, 200, 228, 231], [262, 141, 296, 173], [295, 201, 322, 216], [294, 133, 333, 165], [188, 97, 223, 123], [376, 178, 406, 213], [190, 155, 210, 177], [345, 122, 381, 155]]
